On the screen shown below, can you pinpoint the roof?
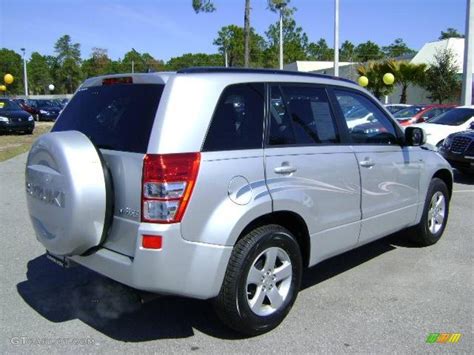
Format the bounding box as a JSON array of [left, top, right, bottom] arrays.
[[177, 67, 356, 84], [410, 38, 472, 74]]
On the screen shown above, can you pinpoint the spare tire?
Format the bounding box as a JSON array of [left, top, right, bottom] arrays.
[[25, 131, 110, 256]]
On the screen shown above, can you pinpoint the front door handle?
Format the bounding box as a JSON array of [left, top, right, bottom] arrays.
[[274, 165, 297, 174], [360, 159, 375, 168]]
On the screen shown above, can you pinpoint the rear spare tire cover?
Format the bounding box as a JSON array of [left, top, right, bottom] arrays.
[[25, 131, 109, 256]]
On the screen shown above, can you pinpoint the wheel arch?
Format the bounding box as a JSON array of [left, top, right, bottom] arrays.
[[236, 211, 311, 268], [432, 169, 453, 199]]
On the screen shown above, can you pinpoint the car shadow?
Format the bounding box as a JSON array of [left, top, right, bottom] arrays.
[[17, 233, 409, 342]]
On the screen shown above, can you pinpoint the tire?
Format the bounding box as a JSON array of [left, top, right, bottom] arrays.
[[214, 224, 302, 336], [411, 178, 450, 246]]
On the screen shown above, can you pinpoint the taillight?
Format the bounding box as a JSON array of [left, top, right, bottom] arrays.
[[102, 77, 133, 85], [141, 153, 200, 223]]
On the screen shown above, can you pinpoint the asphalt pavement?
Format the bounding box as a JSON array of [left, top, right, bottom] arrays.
[[1, 153, 473, 353]]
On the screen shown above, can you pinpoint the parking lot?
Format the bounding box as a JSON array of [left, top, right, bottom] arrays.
[[0, 153, 472, 353]]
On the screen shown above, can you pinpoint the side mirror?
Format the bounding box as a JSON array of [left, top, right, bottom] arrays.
[[469, 121, 474, 130], [405, 126, 426, 146]]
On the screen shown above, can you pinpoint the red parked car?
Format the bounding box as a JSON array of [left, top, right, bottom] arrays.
[[394, 104, 456, 126]]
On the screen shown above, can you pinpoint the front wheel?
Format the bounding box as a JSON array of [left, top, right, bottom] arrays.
[[411, 178, 450, 246], [214, 225, 302, 336]]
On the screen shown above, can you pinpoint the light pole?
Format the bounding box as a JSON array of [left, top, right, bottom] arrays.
[[276, 2, 287, 70], [20, 48, 28, 97], [334, 0, 340, 76], [461, 0, 473, 105]]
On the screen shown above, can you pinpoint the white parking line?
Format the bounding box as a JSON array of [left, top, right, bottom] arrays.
[[453, 190, 474, 193]]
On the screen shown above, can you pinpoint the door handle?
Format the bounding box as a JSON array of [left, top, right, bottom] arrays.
[[274, 165, 297, 174], [360, 159, 375, 168]]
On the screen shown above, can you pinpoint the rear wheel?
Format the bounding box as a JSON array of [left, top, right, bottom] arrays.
[[214, 225, 302, 335], [411, 178, 449, 246]]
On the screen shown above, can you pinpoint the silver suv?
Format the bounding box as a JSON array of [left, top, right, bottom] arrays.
[[25, 68, 452, 335]]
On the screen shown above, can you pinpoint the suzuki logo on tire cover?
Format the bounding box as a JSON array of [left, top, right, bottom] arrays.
[[26, 182, 65, 208]]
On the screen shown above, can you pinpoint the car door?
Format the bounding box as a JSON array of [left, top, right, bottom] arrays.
[[332, 88, 423, 245], [264, 84, 361, 265]]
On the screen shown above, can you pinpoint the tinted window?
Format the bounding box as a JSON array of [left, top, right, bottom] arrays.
[[0, 99, 22, 111], [429, 108, 474, 126], [268, 85, 339, 146], [53, 84, 164, 153], [335, 90, 398, 145], [394, 106, 424, 118], [203, 83, 264, 151], [268, 86, 296, 145]]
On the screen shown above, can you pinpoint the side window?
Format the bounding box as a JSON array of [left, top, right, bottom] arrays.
[[268, 85, 339, 145], [268, 86, 296, 145], [334, 90, 399, 145], [203, 83, 264, 152]]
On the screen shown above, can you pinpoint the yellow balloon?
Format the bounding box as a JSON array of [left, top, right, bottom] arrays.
[[0, 85, 6, 91], [383, 73, 395, 85], [358, 76, 369, 87], [4, 74, 14, 85]]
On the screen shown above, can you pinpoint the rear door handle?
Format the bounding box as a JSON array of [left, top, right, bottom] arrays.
[[274, 165, 297, 174], [359, 159, 375, 168]]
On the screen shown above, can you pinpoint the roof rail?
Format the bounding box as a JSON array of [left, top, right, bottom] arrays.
[[177, 67, 356, 84]]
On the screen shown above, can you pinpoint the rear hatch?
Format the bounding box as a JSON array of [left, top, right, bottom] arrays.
[[52, 76, 165, 256]]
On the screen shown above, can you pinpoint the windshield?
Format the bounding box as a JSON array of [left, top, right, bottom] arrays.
[[394, 106, 424, 118], [53, 84, 164, 153], [429, 108, 474, 126], [0, 99, 22, 111]]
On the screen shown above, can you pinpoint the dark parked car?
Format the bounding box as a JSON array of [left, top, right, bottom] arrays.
[[0, 98, 35, 134], [439, 123, 474, 175], [22, 99, 62, 121]]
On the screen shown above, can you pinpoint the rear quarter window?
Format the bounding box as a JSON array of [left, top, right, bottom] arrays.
[[53, 84, 164, 153], [203, 83, 264, 152]]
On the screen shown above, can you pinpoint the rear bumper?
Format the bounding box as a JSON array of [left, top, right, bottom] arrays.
[[69, 223, 232, 300]]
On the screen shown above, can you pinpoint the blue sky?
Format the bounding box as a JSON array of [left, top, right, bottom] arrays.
[[0, 0, 467, 61]]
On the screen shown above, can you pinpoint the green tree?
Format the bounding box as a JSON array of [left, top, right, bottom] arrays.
[[355, 41, 384, 62], [339, 40, 355, 61], [0, 48, 24, 95], [382, 38, 416, 58], [264, 12, 309, 67], [390, 61, 427, 103], [213, 25, 265, 67], [192, 0, 215, 12], [54, 35, 82, 93], [307, 38, 333, 61], [120, 49, 164, 73], [439, 28, 464, 40], [166, 53, 223, 70], [357, 61, 397, 100], [422, 49, 460, 103], [194, 0, 291, 67], [81, 48, 112, 78], [27, 52, 52, 94]]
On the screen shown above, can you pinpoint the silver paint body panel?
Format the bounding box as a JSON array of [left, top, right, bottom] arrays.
[[26, 71, 453, 299]]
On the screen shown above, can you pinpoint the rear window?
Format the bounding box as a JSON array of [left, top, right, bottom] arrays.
[[53, 84, 164, 153]]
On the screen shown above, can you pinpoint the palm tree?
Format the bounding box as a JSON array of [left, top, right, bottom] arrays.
[[389, 61, 427, 103], [193, 0, 252, 67], [357, 61, 397, 100]]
